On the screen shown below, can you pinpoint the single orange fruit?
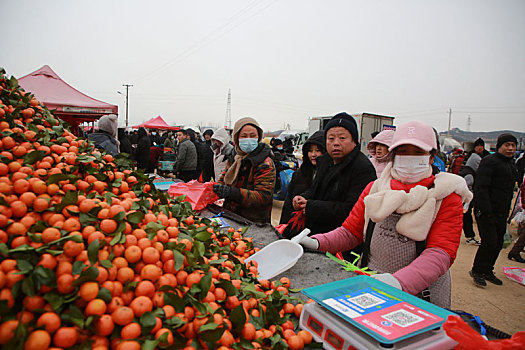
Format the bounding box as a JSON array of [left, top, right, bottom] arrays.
[[94, 314, 114, 337], [297, 330, 313, 345], [79, 281, 99, 302], [100, 219, 117, 234], [124, 245, 141, 263], [36, 312, 61, 333], [112, 306, 135, 326], [116, 340, 141, 350], [85, 298, 107, 316], [52, 327, 78, 348], [135, 280, 155, 298], [41, 227, 61, 244], [129, 296, 153, 317], [121, 322, 141, 339], [56, 274, 75, 294], [24, 329, 51, 350], [287, 335, 305, 350], [140, 264, 161, 282], [155, 328, 174, 346], [142, 247, 160, 264]]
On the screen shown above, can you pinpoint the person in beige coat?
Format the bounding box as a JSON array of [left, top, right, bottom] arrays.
[[211, 127, 235, 181]]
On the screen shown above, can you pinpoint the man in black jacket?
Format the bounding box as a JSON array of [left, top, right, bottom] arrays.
[[118, 128, 133, 157], [470, 133, 518, 288], [135, 128, 151, 171], [465, 137, 491, 163], [293, 112, 377, 237]]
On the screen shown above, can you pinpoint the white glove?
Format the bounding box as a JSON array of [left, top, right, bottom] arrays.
[[371, 273, 402, 290], [297, 236, 319, 250]]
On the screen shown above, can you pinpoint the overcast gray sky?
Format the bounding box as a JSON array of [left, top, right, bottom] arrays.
[[2, 0, 524, 132]]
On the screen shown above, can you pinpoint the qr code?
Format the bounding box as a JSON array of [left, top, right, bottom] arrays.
[[381, 309, 424, 328], [347, 293, 385, 308]]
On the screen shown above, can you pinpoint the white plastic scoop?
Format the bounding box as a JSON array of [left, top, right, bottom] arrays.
[[245, 229, 311, 280]]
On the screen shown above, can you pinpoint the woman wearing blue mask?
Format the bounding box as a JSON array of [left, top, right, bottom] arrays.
[[213, 117, 276, 223]]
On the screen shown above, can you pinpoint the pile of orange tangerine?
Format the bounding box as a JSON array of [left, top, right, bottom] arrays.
[[0, 68, 314, 350]]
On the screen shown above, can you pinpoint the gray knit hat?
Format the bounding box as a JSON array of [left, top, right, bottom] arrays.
[[98, 114, 118, 138]]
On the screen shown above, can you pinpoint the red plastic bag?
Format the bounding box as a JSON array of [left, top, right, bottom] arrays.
[[275, 224, 287, 234], [167, 180, 219, 211], [443, 315, 525, 350]]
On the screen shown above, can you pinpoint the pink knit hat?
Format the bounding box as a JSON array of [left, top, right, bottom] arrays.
[[389, 121, 437, 152], [367, 129, 395, 156]]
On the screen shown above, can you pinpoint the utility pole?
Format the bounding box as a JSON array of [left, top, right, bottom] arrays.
[[467, 115, 471, 131], [121, 84, 133, 128], [225, 89, 231, 129], [447, 108, 452, 136]]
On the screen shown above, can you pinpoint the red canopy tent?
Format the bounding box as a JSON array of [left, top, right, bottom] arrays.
[[133, 116, 179, 130], [18, 65, 118, 135]]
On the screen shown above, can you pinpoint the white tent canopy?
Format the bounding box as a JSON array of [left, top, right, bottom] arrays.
[[440, 136, 463, 153]]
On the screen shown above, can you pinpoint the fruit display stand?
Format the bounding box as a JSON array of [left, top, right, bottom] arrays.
[[0, 68, 320, 350]]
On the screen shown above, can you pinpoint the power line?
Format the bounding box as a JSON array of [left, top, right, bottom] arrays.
[[453, 110, 525, 114], [133, 0, 275, 83]]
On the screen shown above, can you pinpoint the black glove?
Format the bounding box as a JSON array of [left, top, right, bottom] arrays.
[[475, 209, 493, 219], [213, 184, 231, 199]]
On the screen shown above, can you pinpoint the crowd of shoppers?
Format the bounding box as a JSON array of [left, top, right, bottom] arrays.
[[87, 112, 524, 306]]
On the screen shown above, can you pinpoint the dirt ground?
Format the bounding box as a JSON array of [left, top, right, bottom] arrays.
[[270, 200, 525, 335]]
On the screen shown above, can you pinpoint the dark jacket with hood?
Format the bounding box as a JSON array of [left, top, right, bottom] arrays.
[[474, 152, 518, 217], [301, 144, 377, 234], [130, 132, 139, 146], [200, 141, 215, 182], [466, 149, 490, 160], [219, 142, 275, 223], [135, 128, 151, 170], [118, 129, 133, 156], [280, 131, 325, 224]]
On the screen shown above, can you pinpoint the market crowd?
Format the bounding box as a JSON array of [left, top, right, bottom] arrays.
[[87, 112, 524, 308]]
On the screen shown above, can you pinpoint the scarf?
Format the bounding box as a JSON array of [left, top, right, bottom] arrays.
[[223, 117, 262, 186], [223, 152, 249, 186]]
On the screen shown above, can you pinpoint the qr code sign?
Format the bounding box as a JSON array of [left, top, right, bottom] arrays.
[[348, 293, 385, 308], [381, 309, 424, 328]]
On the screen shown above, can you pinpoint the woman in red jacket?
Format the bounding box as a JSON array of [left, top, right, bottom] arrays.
[[298, 121, 473, 308]]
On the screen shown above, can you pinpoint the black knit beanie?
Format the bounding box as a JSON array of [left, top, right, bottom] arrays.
[[324, 112, 359, 143], [474, 138, 485, 147], [496, 133, 517, 150]]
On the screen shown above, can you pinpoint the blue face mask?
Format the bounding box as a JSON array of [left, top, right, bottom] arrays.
[[238, 138, 258, 153]]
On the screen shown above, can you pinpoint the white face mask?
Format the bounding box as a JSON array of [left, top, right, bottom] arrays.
[[393, 155, 431, 183]]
